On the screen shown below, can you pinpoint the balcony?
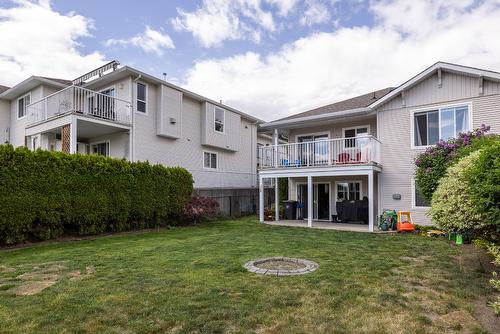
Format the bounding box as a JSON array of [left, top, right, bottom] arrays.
[[27, 86, 132, 126], [258, 136, 381, 169]]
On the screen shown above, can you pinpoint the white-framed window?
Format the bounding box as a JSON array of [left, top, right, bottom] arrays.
[[411, 179, 430, 209], [17, 93, 31, 119], [412, 105, 470, 148], [214, 107, 225, 133], [90, 141, 110, 157], [336, 181, 362, 201], [343, 125, 370, 148], [136, 82, 147, 113], [203, 151, 217, 169]]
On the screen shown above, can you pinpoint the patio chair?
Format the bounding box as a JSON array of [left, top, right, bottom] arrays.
[[337, 152, 350, 164]]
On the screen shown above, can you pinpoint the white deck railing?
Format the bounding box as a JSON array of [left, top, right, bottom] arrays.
[[27, 86, 132, 126], [258, 136, 381, 169]]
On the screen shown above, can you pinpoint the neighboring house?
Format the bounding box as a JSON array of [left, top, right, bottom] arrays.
[[258, 62, 500, 231], [0, 85, 10, 144], [0, 61, 262, 215]]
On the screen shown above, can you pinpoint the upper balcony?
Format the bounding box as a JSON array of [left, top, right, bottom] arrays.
[[258, 135, 381, 170], [27, 85, 132, 127]]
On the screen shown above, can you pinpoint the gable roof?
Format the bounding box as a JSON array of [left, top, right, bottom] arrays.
[[369, 61, 500, 109], [278, 87, 394, 121], [0, 76, 70, 100], [0, 85, 9, 95]]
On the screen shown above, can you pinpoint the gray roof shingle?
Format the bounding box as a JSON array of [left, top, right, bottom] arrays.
[[277, 87, 394, 121]]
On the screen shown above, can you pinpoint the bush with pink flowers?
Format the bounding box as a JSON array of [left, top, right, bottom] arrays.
[[414, 124, 496, 201]]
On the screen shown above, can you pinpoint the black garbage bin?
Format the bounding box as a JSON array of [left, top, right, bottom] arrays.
[[283, 200, 298, 220]]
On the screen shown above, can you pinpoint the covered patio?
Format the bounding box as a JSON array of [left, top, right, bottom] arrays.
[[258, 165, 381, 232]]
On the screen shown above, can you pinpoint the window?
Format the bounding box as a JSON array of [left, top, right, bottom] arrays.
[[17, 93, 31, 119], [413, 179, 430, 208], [91, 142, 110, 157], [413, 105, 469, 147], [137, 82, 147, 113], [214, 107, 224, 133], [203, 152, 217, 169], [336, 182, 361, 201], [343, 126, 369, 148]]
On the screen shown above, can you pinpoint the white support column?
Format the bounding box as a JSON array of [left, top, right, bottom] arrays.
[[69, 118, 77, 154], [275, 177, 279, 221], [307, 175, 313, 228], [368, 170, 374, 232], [259, 176, 264, 223], [272, 128, 278, 167]]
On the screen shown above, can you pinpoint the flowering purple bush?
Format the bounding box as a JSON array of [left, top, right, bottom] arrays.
[[415, 124, 492, 201], [181, 196, 219, 224]]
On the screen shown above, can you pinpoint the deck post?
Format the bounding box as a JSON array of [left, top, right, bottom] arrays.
[[275, 177, 279, 221], [368, 170, 374, 232], [259, 176, 264, 223], [272, 128, 278, 168], [307, 175, 313, 227], [69, 118, 77, 154]]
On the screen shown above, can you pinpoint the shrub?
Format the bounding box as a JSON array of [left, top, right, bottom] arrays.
[[429, 150, 490, 234], [462, 141, 500, 238], [0, 145, 193, 245], [181, 196, 219, 224], [415, 124, 493, 201]]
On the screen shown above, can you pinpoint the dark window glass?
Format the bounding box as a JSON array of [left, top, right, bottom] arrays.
[[137, 101, 146, 113], [137, 83, 146, 101], [414, 113, 428, 146], [415, 184, 430, 207]]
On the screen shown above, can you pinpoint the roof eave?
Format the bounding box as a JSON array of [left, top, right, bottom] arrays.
[[369, 61, 500, 110], [83, 66, 264, 123], [0, 76, 69, 100], [261, 107, 374, 129]]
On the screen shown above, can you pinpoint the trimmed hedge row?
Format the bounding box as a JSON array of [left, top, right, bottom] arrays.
[[0, 145, 193, 245]]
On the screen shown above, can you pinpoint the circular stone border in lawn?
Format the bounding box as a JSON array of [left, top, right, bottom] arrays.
[[244, 257, 319, 276]]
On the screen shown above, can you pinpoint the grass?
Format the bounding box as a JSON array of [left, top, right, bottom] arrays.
[[0, 217, 497, 333]]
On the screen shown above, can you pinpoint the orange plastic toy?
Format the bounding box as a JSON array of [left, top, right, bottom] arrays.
[[397, 211, 415, 232]]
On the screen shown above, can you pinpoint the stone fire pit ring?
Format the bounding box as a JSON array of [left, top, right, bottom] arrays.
[[244, 257, 319, 276]]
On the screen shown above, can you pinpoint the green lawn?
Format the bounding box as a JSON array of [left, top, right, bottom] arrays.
[[0, 217, 497, 333]]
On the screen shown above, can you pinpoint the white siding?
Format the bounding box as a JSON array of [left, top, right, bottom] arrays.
[[0, 99, 10, 143], [376, 71, 500, 225], [133, 82, 257, 190]]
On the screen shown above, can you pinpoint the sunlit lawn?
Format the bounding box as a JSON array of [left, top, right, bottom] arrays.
[[0, 217, 496, 333]]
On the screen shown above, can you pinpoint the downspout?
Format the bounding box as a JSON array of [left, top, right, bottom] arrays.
[[131, 74, 142, 161]]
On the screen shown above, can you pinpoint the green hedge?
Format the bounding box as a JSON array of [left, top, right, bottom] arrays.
[[0, 145, 193, 245]]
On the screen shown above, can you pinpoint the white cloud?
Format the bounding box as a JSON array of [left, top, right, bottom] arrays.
[[266, 0, 299, 16], [182, 0, 500, 121], [300, 0, 331, 26], [105, 26, 175, 56], [0, 0, 105, 86], [171, 0, 277, 47]]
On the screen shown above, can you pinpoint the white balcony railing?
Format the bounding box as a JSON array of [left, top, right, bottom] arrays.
[[258, 136, 381, 169], [27, 86, 132, 126]]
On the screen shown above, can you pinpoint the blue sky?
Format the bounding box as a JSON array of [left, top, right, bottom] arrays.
[[47, 0, 373, 82], [1, 0, 500, 120]]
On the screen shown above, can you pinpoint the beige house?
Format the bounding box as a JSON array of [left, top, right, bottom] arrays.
[[0, 61, 262, 214], [258, 62, 500, 231]]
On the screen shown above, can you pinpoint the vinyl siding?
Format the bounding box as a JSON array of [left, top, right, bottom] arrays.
[[0, 99, 9, 143], [376, 71, 500, 225], [132, 81, 257, 190]]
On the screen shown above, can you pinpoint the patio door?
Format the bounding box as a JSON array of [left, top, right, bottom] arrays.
[[297, 134, 329, 166], [297, 183, 330, 220]]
